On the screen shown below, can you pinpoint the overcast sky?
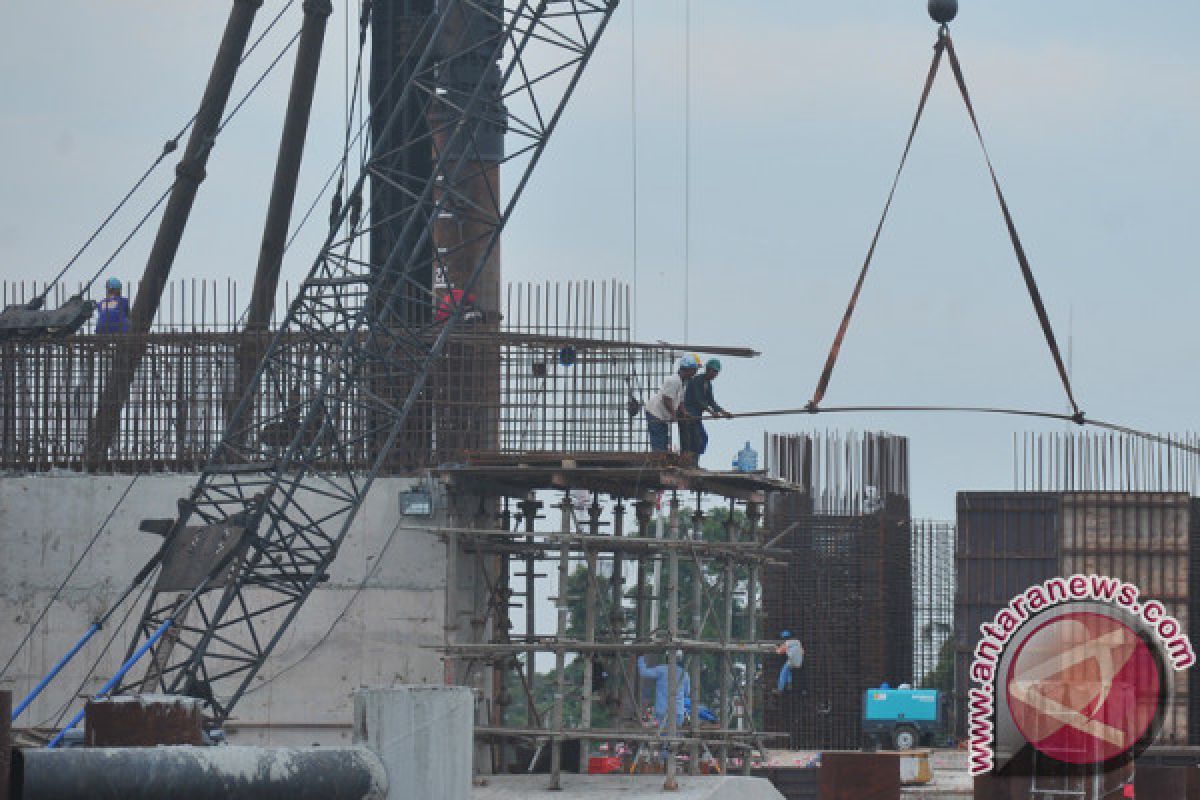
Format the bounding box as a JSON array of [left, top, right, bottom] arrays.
[[2, 2, 1198, 520]]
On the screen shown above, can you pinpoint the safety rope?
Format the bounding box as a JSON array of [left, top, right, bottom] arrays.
[[808, 25, 1083, 423]]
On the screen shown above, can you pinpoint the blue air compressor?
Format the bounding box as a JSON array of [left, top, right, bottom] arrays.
[[862, 686, 947, 750]]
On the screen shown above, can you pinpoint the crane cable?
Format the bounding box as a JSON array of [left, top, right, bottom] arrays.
[[807, 25, 1083, 423], [72, 26, 304, 301], [708, 404, 1200, 459], [32, 1, 300, 307]]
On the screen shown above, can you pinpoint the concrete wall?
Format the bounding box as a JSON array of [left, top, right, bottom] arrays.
[[0, 474, 449, 745]]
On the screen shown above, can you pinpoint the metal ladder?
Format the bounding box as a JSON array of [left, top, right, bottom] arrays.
[[1030, 751, 1134, 800]]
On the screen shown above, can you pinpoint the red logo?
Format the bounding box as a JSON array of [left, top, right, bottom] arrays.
[[1005, 611, 1163, 765]]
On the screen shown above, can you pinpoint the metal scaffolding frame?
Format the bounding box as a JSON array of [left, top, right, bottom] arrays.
[[113, 0, 622, 724], [434, 462, 801, 790]]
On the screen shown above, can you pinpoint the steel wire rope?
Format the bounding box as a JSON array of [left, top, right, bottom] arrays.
[[233, 1, 372, 328], [682, 0, 691, 342], [630, 0, 639, 340], [711, 404, 1200, 458], [0, 474, 141, 682], [5, 19, 311, 701], [36, 0, 298, 303], [75, 22, 306, 297]]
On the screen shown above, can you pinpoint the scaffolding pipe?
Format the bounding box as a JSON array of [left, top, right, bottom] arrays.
[[664, 493, 681, 791], [719, 500, 739, 771], [519, 495, 539, 727], [688, 506, 704, 775], [743, 502, 762, 776], [549, 495, 571, 790], [609, 499, 626, 722]]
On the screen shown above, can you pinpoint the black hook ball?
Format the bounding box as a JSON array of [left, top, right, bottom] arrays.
[[928, 0, 958, 24]]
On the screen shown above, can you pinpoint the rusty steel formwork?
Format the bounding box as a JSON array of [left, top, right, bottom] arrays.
[[955, 491, 1196, 745], [762, 432, 914, 750], [0, 280, 749, 472]]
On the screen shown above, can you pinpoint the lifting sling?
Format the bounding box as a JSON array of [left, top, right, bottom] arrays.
[[808, 25, 1084, 424]]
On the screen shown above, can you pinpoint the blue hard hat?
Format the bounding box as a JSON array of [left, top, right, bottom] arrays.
[[105, 277, 122, 291], [780, 630, 791, 639]]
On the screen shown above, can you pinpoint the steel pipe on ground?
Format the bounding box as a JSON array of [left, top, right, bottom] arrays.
[[19, 745, 386, 800]]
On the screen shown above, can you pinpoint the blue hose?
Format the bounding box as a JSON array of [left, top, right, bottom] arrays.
[[47, 617, 173, 748], [11, 623, 100, 723]]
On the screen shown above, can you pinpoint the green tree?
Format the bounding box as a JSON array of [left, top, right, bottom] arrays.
[[501, 507, 755, 727]]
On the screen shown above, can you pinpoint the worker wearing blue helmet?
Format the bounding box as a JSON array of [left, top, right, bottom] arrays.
[[679, 357, 732, 465], [95, 277, 130, 334], [774, 630, 805, 694]]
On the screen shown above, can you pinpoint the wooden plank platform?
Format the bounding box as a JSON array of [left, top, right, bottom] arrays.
[[438, 454, 802, 501]]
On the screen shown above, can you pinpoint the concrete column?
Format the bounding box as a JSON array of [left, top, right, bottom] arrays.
[[354, 686, 473, 800]]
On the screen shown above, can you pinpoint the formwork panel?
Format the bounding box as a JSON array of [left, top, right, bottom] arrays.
[[1061, 492, 1191, 743], [954, 493, 1060, 740], [956, 491, 1195, 745]]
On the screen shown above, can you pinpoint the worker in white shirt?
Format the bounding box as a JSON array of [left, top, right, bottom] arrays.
[[644, 354, 700, 452]]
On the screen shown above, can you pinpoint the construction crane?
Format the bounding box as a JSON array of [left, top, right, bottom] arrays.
[[73, 0, 623, 725]]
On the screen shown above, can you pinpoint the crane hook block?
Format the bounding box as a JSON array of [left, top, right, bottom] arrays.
[[928, 0, 958, 24]]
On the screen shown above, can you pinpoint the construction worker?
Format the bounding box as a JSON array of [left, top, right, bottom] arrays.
[[644, 354, 700, 452], [95, 278, 130, 334], [637, 652, 691, 727], [679, 358, 732, 465], [773, 631, 805, 694]]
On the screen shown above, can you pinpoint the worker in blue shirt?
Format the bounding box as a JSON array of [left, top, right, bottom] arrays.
[[95, 278, 130, 334], [637, 652, 691, 727], [679, 358, 732, 465]]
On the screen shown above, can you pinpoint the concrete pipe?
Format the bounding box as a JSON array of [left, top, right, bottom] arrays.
[[19, 745, 386, 800]]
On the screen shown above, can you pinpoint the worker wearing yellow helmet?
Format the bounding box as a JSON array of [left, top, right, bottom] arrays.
[[678, 358, 733, 466]]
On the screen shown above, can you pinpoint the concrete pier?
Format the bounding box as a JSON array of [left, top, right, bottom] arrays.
[[355, 686, 474, 800]]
